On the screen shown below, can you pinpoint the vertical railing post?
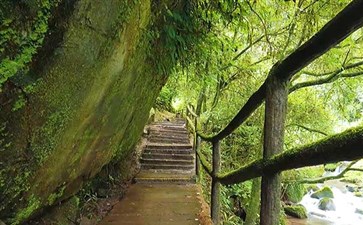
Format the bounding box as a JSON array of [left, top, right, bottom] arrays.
[[195, 135, 201, 179], [260, 73, 288, 225], [211, 140, 221, 224]]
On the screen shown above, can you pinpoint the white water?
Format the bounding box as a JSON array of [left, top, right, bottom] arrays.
[[300, 186, 363, 225]]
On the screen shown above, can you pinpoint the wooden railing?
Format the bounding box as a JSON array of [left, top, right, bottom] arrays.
[[185, 1, 363, 224]]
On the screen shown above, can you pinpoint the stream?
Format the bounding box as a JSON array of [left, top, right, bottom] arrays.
[[300, 184, 363, 224], [296, 165, 363, 225]]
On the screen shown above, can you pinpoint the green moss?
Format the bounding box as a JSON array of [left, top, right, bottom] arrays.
[[279, 208, 287, 225], [32, 108, 72, 165], [14, 195, 41, 224], [0, 0, 61, 89], [48, 186, 66, 205], [305, 184, 319, 192], [284, 183, 306, 203], [324, 163, 338, 172], [0, 0, 181, 223], [284, 205, 307, 219], [311, 186, 334, 199]]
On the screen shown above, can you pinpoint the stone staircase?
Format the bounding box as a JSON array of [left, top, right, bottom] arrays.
[[135, 118, 195, 183], [99, 118, 203, 225]]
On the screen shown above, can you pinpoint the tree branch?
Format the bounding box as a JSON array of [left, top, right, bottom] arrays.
[[287, 123, 328, 136], [348, 168, 363, 172], [290, 61, 363, 92], [295, 160, 358, 184], [301, 60, 363, 77], [246, 0, 272, 52]]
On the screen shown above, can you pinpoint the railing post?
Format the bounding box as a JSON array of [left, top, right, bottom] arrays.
[[260, 73, 288, 225], [195, 135, 201, 179], [211, 140, 221, 225]]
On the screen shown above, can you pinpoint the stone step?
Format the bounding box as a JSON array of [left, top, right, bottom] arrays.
[[141, 163, 194, 171], [146, 143, 192, 150], [135, 177, 195, 184], [152, 122, 186, 127], [134, 170, 195, 184], [148, 136, 189, 141], [140, 158, 193, 165], [150, 131, 189, 136], [143, 148, 193, 155], [152, 122, 185, 126], [148, 138, 190, 144], [141, 153, 194, 160], [134, 176, 195, 184], [150, 127, 187, 132], [149, 133, 189, 139]]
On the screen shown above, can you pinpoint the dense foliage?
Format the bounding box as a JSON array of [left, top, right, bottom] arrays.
[[158, 0, 363, 224]]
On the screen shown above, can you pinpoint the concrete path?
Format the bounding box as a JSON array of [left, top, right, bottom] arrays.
[[99, 119, 205, 225]]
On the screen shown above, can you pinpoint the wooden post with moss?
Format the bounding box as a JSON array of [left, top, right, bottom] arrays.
[[260, 72, 288, 225], [211, 140, 221, 224], [195, 135, 201, 179]]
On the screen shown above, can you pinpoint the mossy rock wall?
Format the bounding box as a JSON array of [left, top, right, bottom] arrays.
[[0, 0, 166, 223]]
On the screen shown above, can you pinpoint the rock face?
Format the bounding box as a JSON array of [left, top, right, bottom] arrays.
[[0, 0, 173, 223], [311, 186, 334, 199]]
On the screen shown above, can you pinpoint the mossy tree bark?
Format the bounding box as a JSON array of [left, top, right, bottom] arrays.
[[211, 141, 221, 224], [260, 73, 288, 225], [245, 177, 261, 225]]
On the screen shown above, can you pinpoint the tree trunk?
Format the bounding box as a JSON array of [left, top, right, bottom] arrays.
[[260, 74, 288, 225]]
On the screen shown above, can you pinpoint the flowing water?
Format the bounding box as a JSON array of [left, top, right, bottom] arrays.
[[300, 186, 363, 225], [297, 164, 363, 225]]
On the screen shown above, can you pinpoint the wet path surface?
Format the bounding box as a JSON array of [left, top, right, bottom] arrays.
[[99, 183, 201, 225]]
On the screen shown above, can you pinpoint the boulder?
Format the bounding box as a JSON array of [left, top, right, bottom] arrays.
[[354, 192, 363, 197], [311, 186, 334, 199], [355, 208, 363, 215], [324, 163, 338, 172], [284, 205, 308, 219], [305, 184, 319, 193], [346, 185, 357, 192], [283, 183, 306, 203], [318, 197, 336, 211]]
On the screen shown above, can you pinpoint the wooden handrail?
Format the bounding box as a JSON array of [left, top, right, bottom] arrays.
[[196, 149, 213, 176], [187, 105, 198, 118], [216, 126, 363, 185]]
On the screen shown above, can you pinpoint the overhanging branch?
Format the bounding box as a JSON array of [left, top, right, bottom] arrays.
[[290, 61, 363, 92], [295, 160, 358, 184]]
